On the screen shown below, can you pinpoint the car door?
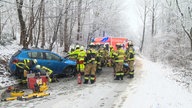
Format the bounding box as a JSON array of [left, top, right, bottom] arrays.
[[44, 52, 64, 74]]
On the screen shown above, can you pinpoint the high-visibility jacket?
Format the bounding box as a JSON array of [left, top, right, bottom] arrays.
[[40, 66, 53, 75], [126, 47, 135, 61], [16, 59, 32, 71], [69, 49, 80, 60], [85, 48, 98, 64], [38, 66, 53, 82], [113, 48, 125, 63], [77, 50, 86, 64], [110, 48, 115, 59]]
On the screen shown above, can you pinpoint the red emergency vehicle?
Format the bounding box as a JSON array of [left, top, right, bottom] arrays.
[[92, 37, 129, 50]]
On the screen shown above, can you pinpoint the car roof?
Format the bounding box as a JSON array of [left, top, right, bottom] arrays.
[[20, 48, 51, 52]]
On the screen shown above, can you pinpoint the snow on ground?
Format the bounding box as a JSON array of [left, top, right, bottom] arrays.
[[36, 57, 192, 108], [120, 58, 192, 108], [0, 46, 192, 108]]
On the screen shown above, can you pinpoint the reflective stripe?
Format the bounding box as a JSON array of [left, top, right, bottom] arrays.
[[84, 77, 89, 80], [120, 72, 124, 75], [90, 77, 95, 80], [48, 78, 52, 82], [116, 73, 121, 76], [42, 66, 53, 75], [115, 60, 124, 62], [24, 59, 30, 70], [129, 72, 134, 75], [128, 58, 135, 61], [16, 62, 25, 69]]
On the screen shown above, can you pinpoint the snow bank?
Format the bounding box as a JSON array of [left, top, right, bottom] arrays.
[[120, 59, 192, 108]]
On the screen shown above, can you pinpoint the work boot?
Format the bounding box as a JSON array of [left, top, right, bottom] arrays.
[[83, 79, 88, 84], [90, 80, 95, 84], [114, 76, 120, 80], [129, 74, 134, 78], [120, 75, 123, 80]]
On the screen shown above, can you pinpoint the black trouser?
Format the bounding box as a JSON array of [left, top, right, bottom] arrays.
[[15, 67, 25, 80]]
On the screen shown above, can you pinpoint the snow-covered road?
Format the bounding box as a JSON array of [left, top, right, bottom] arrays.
[[1, 56, 192, 108]]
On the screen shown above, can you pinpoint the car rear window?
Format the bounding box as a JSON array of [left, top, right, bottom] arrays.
[[12, 50, 21, 57], [28, 52, 44, 59], [9, 50, 21, 62]]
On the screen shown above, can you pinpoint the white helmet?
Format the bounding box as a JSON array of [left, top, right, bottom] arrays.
[[35, 65, 41, 69], [80, 46, 84, 50], [128, 41, 133, 46], [33, 59, 37, 64], [76, 45, 80, 49]]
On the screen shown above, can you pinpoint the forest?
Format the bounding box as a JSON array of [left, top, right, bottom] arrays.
[[0, 0, 192, 87]]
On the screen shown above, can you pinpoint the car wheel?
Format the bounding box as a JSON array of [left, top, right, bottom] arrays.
[[63, 66, 76, 76]]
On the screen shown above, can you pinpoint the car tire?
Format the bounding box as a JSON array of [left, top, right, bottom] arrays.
[[63, 66, 76, 76]]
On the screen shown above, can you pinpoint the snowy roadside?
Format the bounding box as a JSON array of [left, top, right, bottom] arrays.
[[37, 57, 192, 108], [1, 55, 192, 108], [119, 58, 192, 108]]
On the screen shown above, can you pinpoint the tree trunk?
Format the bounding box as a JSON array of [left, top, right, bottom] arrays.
[[77, 0, 82, 41], [176, 0, 192, 51], [190, 27, 192, 51], [140, 5, 147, 52], [0, 12, 1, 41], [41, 0, 45, 48], [64, 0, 69, 52], [35, 12, 42, 48], [29, 0, 34, 47], [49, 10, 63, 51], [16, 0, 27, 48], [151, 0, 155, 37]]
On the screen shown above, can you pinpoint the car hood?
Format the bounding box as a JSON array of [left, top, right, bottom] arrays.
[[63, 59, 76, 66]]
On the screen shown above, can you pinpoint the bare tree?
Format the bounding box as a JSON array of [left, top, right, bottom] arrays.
[[35, 0, 44, 48], [49, 8, 64, 51], [150, 0, 159, 37], [16, 0, 27, 48], [176, 0, 192, 51], [139, 0, 149, 52], [41, 0, 45, 48], [77, 0, 82, 41], [63, 0, 69, 52]]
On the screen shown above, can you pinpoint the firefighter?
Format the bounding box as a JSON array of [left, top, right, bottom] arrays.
[[77, 46, 86, 75], [68, 45, 81, 60], [103, 46, 109, 66], [15, 59, 37, 83], [98, 45, 104, 70], [84, 43, 98, 84], [113, 43, 125, 80], [107, 46, 114, 67], [35, 65, 58, 82], [126, 41, 135, 78]]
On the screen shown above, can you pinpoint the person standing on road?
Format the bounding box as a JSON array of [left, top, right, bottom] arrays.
[[126, 42, 135, 78], [113, 43, 125, 80], [77, 46, 86, 75], [68, 45, 81, 61], [84, 43, 98, 84]]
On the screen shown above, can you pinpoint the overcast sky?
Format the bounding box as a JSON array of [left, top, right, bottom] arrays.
[[119, 0, 142, 44]]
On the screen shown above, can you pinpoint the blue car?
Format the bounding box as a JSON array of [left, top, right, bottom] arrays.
[[8, 48, 76, 75]]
